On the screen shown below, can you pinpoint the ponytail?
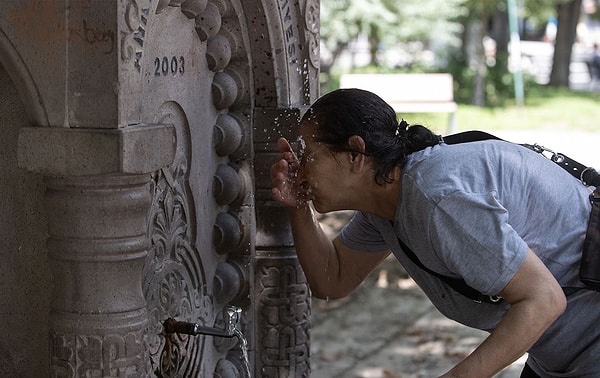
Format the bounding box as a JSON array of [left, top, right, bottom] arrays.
[[403, 124, 440, 154]]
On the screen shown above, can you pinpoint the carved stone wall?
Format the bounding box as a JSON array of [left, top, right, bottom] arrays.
[[0, 0, 318, 376]]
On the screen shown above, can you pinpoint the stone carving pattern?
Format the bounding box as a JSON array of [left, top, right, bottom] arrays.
[[137, 2, 251, 376], [50, 331, 147, 377], [121, 0, 151, 73], [303, 0, 319, 69], [145, 152, 213, 377], [259, 264, 310, 377], [44, 174, 153, 377]]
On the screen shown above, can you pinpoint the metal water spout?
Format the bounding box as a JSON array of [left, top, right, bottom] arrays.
[[163, 305, 242, 338]]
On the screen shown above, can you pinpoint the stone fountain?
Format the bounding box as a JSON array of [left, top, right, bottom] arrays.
[[0, 0, 319, 376]]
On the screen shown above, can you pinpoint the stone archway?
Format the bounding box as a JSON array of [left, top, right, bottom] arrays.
[[1, 0, 318, 376], [0, 41, 51, 378]]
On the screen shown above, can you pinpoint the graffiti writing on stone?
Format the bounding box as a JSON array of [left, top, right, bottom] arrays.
[[70, 20, 116, 54]]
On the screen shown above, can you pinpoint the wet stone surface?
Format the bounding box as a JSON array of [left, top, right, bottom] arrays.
[[311, 211, 525, 378]]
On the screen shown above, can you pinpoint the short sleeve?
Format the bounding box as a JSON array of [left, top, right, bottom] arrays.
[[339, 212, 390, 252], [429, 190, 528, 295]]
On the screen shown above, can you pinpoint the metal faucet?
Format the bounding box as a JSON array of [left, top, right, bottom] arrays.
[[163, 305, 242, 338]]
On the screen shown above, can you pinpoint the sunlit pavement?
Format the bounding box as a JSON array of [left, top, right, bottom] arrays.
[[310, 129, 600, 377]]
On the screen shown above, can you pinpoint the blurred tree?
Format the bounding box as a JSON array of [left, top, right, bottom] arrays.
[[453, 0, 582, 104], [320, 0, 395, 75], [319, 0, 466, 78], [549, 0, 583, 86], [320, 0, 585, 102]]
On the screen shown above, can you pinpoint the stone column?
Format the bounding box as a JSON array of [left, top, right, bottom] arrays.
[[18, 124, 175, 376], [45, 174, 151, 376], [243, 0, 320, 375], [253, 108, 311, 377]]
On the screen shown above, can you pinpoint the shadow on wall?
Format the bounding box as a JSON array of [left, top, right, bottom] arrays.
[[0, 62, 51, 377]]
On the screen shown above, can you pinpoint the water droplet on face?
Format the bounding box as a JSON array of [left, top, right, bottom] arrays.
[[295, 135, 307, 161]]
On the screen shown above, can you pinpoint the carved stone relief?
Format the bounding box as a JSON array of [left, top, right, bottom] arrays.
[[257, 260, 310, 377], [136, 1, 253, 376], [144, 102, 213, 377]]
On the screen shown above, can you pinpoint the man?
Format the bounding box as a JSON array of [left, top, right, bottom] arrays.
[[271, 88, 600, 377]]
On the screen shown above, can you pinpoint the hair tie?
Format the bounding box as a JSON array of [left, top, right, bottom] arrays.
[[395, 119, 409, 137]]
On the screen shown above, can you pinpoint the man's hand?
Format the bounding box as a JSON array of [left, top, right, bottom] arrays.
[[270, 137, 308, 207]]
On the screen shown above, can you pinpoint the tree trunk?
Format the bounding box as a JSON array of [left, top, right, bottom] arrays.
[[369, 25, 380, 67], [549, 0, 582, 87], [490, 8, 509, 54], [320, 42, 349, 90], [472, 2, 490, 106]]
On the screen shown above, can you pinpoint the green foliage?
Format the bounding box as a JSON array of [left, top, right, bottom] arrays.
[[460, 0, 559, 25], [446, 50, 475, 104], [447, 50, 539, 107], [378, 0, 468, 47], [405, 85, 600, 133], [484, 54, 514, 106], [522, 0, 560, 26], [320, 0, 468, 63], [320, 0, 584, 107], [320, 0, 396, 54]]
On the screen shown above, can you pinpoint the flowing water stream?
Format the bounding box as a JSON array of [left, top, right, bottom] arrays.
[[234, 328, 251, 377]]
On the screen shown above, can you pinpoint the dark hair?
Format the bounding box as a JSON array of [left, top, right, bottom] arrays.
[[300, 88, 439, 184]]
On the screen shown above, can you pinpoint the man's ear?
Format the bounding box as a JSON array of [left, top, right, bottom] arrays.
[[347, 135, 366, 153], [347, 135, 367, 172]]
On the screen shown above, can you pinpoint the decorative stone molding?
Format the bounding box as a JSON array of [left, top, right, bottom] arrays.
[[45, 174, 153, 377], [17, 124, 175, 176], [256, 254, 310, 377]]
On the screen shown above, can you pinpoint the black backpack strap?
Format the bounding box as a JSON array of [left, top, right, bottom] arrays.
[[395, 236, 503, 304], [441, 130, 502, 145], [411, 130, 600, 299], [440, 130, 600, 187], [519, 143, 600, 187]]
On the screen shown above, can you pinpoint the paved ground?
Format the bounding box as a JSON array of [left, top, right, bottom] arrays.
[[309, 130, 600, 378]]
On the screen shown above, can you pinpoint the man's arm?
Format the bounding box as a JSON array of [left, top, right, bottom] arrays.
[[289, 204, 390, 299], [270, 137, 389, 299], [440, 249, 567, 378]]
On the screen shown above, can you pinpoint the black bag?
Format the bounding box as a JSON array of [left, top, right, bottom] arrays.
[[580, 189, 600, 290]]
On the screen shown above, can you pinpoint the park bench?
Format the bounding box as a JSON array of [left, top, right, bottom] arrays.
[[339, 73, 457, 132]]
